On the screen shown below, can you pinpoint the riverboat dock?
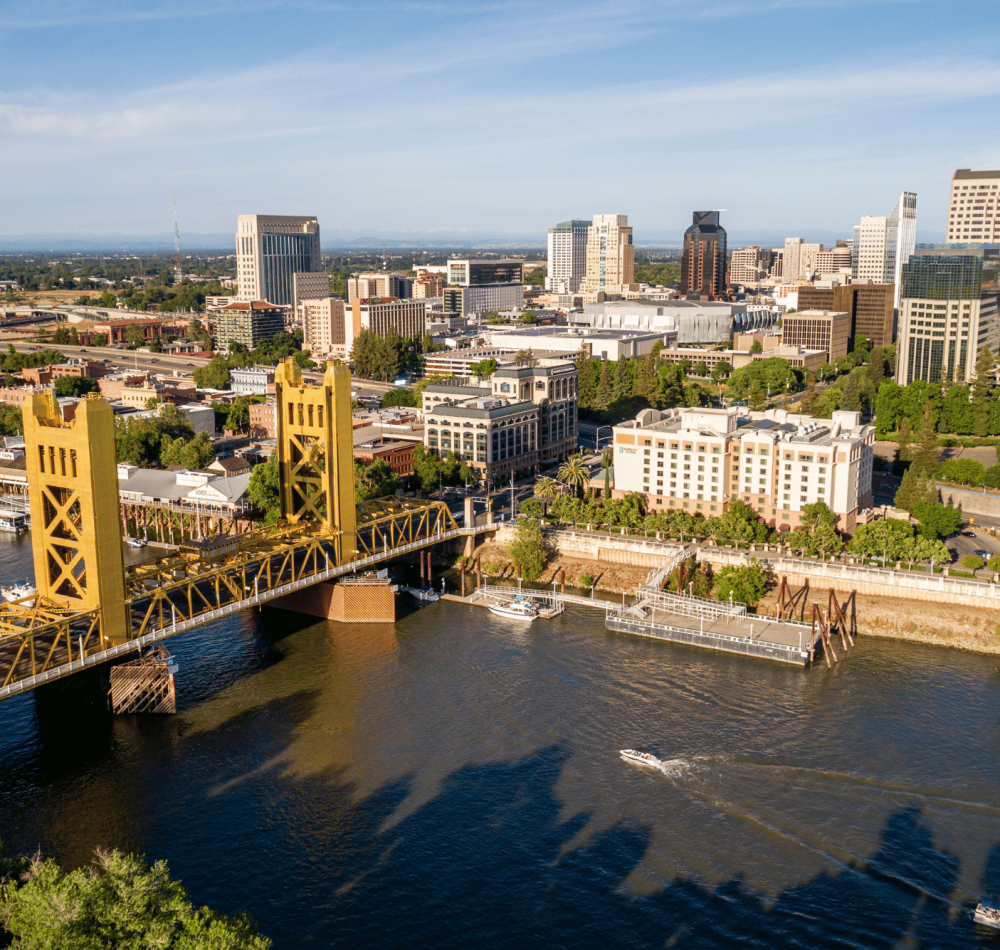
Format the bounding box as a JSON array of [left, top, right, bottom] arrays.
[[453, 581, 831, 667]]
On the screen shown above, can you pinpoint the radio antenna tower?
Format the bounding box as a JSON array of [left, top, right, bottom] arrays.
[[173, 195, 182, 284]]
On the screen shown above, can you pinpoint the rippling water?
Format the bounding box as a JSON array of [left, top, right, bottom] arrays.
[[3, 531, 1000, 948]]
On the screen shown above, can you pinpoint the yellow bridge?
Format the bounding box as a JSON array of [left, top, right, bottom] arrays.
[[0, 359, 477, 702]]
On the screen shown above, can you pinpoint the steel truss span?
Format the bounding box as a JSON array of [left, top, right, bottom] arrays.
[[0, 355, 469, 702]]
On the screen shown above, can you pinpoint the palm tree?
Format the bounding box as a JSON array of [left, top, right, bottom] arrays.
[[533, 476, 560, 516], [557, 453, 589, 500]]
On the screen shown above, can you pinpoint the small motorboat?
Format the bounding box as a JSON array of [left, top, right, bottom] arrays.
[[620, 749, 662, 769], [125, 537, 147, 548], [486, 595, 539, 621], [974, 902, 1000, 930], [2, 583, 36, 606], [401, 585, 440, 603]]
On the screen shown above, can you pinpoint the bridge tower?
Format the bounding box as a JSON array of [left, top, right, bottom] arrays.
[[275, 358, 357, 564], [22, 392, 130, 646]]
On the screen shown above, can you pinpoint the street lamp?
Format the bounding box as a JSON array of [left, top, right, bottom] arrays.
[[595, 425, 612, 450]]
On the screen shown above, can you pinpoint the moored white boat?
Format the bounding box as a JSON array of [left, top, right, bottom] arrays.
[[125, 537, 147, 548], [402, 585, 440, 603], [974, 903, 1000, 930], [486, 595, 539, 621], [620, 749, 662, 768], [0, 513, 28, 533], [2, 583, 36, 606]]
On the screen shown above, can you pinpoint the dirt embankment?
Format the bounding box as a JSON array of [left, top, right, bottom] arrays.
[[465, 541, 1000, 655]]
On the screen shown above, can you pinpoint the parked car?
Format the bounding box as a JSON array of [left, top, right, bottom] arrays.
[[976, 549, 990, 560], [964, 531, 977, 538]]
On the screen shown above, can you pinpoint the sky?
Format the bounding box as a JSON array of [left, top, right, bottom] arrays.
[[1, 0, 999, 245]]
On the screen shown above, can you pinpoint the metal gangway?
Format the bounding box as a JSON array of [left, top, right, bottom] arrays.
[[472, 584, 622, 615]]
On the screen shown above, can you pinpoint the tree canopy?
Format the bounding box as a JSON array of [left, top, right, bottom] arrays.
[[0, 840, 271, 949]]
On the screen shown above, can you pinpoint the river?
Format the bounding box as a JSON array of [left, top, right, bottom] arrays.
[[3, 531, 1000, 948]]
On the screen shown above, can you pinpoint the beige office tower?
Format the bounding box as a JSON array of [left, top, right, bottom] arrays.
[[236, 215, 321, 307], [783, 238, 802, 281], [729, 246, 772, 284], [346, 298, 426, 361], [582, 214, 635, 294], [947, 169, 1000, 242], [800, 243, 822, 277]]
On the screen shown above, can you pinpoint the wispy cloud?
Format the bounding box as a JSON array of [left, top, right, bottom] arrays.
[[1, 0, 935, 28]]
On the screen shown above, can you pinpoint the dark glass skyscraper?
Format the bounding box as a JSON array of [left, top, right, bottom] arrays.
[[681, 211, 727, 299]]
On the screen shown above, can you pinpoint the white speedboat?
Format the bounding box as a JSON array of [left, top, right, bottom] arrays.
[[486, 595, 539, 621], [402, 585, 440, 603], [125, 537, 147, 548], [974, 903, 1000, 930], [620, 749, 662, 768], [2, 583, 36, 606]]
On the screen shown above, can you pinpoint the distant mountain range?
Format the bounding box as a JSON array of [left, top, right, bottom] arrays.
[[0, 227, 947, 253]]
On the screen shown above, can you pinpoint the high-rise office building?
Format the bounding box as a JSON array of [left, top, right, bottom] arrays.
[[797, 284, 895, 349], [210, 300, 286, 351], [729, 246, 772, 285], [814, 244, 853, 277], [546, 220, 589, 292], [445, 259, 524, 315], [235, 215, 322, 307], [347, 273, 413, 302], [895, 246, 999, 385], [582, 214, 635, 295], [301, 297, 347, 358], [781, 310, 851, 361], [346, 298, 427, 359], [783, 238, 802, 282], [851, 192, 916, 311], [681, 211, 727, 298], [947, 170, 1000, 243]]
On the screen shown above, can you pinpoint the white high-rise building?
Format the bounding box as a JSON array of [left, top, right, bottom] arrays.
[[235, 215, 321, 307], [546, 220, 589, 292], [851, 192, 916, 311], [947, 169, 1000, 243]]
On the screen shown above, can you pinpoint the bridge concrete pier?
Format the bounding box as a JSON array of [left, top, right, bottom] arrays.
[[273, 578, 395, 623]]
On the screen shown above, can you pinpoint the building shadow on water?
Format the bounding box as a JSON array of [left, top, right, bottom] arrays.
[[7, 686, 996, 950], [147, 722, 993, 950]]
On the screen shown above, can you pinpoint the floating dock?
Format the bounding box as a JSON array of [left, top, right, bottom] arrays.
[[463, 580, 826, 667]]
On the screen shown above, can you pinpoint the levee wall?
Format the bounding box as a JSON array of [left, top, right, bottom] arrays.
[[492, 524, 1000, 610], [937, 483, 1000, 521]]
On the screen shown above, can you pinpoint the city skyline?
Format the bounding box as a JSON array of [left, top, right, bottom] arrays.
[[1, 0, 998, 240]]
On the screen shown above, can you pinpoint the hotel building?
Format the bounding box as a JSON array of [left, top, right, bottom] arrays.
[[612, 405, 874, 532]]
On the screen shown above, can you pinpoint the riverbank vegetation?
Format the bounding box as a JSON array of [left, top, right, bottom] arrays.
[[0, 839, 270, 949]]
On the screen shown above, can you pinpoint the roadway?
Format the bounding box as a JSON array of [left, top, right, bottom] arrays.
[[3, 338, 403, 400]]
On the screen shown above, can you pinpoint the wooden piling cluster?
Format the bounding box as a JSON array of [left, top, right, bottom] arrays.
[[776, 576, 856, 668], [108, 647, 176, 714]]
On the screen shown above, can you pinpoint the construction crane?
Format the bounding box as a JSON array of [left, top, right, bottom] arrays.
[[173, 196, 182, 284]]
